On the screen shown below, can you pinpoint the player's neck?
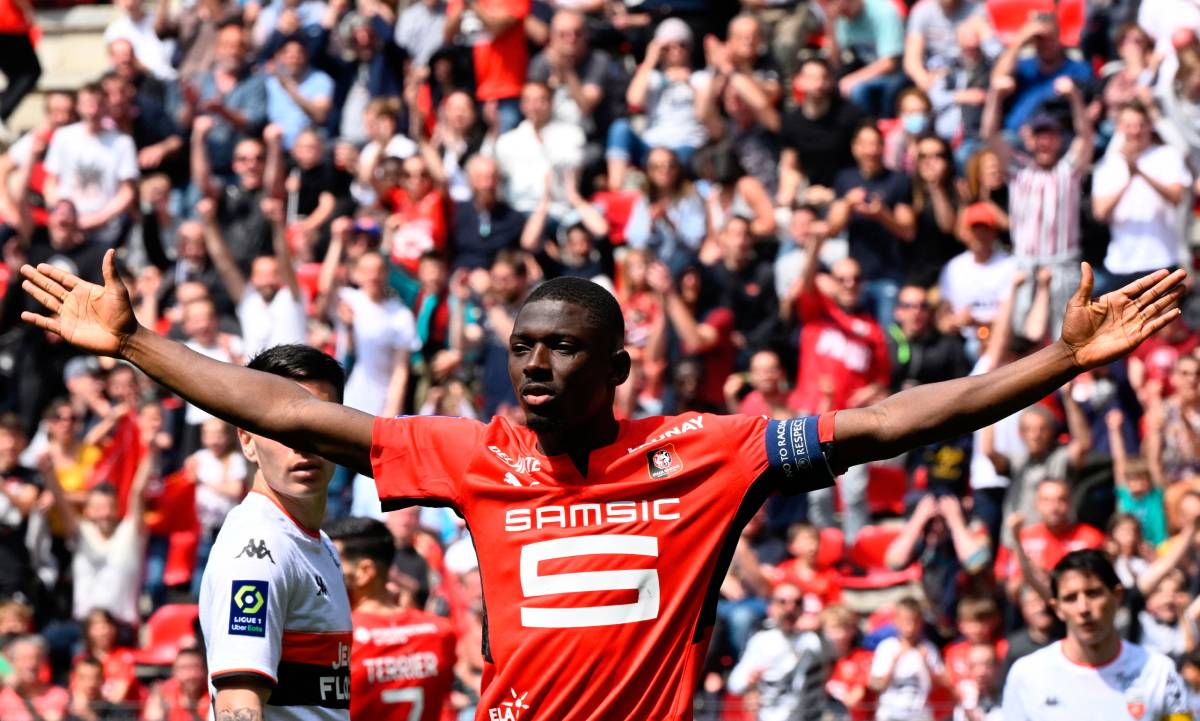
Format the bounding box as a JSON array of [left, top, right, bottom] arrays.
[[1062, 631, 1121, 668], [251, 478, 326, 535], [534, 415, 620, 476]]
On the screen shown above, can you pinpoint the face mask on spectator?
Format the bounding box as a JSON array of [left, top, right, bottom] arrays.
[[902, 113, 929, 135]]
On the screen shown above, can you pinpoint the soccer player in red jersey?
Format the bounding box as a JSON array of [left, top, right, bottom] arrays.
[[325, 516, 457, 721], [20, 251, 1186, 720]]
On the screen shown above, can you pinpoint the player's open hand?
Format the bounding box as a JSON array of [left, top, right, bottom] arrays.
[[20, 249, 138, 358], [1061, 262, 1186, 371]]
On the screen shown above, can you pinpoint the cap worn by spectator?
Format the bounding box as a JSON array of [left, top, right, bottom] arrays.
[[963, 203, 998, 229], [654, 18, 693, 47], [63, 356, 102, 384], [1027, 113, 1061, 133]]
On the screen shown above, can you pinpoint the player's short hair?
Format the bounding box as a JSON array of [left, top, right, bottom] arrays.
[[523, 277, 625, 351], [247, 345, 346, 403], [325, 516, 396, 574], [957, 595, 999, 622], [1050, 549, 1122, 599]]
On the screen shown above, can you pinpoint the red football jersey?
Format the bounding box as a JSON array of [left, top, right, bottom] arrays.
[[371, 412, 835, 721], [350, 607, 457, 721], [791, 288, 890, 414]]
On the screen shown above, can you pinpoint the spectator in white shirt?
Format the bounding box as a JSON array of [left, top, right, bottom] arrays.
[[938, 202, 1016, 344], [494, 81, 585, 220], [728, 582, 830, 721], [1092, 101, 1192, 292], [103, 0, 177, 81], [195, 194, 306, 357], [43, 83, 139, 247], [869, 597, 950, 721]]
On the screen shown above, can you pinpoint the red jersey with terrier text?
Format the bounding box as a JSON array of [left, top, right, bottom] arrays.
[[371, 412, 835, 721], [350, 607, 457, 721]]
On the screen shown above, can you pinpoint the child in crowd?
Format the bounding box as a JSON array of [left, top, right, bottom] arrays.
[[1109, 408, 1168, 545], [951, 643, 1001, 721], [1108, 512, 1151, 588], [869, 597, 949, 721], [823, 604, 875, 721], [942, 595, 1006, 697], [767, 522, 843, 614]]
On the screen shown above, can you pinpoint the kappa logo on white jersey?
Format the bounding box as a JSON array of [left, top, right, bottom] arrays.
[[489, 688, 531, 721]]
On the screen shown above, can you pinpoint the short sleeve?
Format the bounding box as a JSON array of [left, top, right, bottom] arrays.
[[869, 638, 898, 678], [371, 415, 487, 510], [763, 414, 837, 494], [115, 135, 140, 182], [201, 536, 290, 687]]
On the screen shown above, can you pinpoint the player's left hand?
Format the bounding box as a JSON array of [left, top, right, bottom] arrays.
[[1061, 262, 1186, 371]]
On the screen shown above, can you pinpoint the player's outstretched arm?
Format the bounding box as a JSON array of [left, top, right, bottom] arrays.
[[20, 250, 374, 475], [832, 263, 1186, 469]]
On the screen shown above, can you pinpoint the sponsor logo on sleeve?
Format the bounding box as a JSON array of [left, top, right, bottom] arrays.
[[229, 580, 268, 637], [646, 444, 682, 480]]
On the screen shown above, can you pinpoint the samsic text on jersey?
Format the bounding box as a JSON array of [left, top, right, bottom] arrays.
[[370, 412, 835, 721], [350, 607, 457, 721], [199, 491, 353, 721]]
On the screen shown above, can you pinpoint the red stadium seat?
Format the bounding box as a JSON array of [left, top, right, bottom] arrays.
[[866, 464, 908, 517], [134, 604, 200, 666], [839, 525, 922, 590], [865, 604, 896, 633], [817, 526, 846, 569]]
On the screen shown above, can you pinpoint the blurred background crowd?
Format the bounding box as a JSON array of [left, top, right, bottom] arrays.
[[0, 0, 1200, 717]]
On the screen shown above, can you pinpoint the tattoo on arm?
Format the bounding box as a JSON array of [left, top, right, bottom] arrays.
[[216, 710, 263, 721]]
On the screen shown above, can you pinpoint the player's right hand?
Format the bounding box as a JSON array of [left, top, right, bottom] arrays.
[[20, 249, 138, 358]]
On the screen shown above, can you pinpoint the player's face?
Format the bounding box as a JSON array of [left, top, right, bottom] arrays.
[[1052, 571, 1122, 647], [238, 380, 337, 499], [509, 299, 629, 436]]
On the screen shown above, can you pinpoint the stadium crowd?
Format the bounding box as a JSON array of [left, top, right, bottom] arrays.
[[0, 0, 1199, 716]]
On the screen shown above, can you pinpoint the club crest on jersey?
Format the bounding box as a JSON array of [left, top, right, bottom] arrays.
[[229, 580, 268, 637], [1126, 691, 1146, 720], [646, 444, 682, 479], [488, 688, 530, 721]]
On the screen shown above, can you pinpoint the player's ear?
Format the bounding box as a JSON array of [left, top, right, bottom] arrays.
[[237, 428, 257, 464], [610, 348, 631, 387]]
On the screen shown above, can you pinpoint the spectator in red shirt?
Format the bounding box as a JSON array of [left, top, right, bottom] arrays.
[[385, 154, 448, 277], [649, 261, 736, 414], [74, 608, 143, 705], [768, 522, 843, 614], [0, 635, 69, 721], [792, 223, 889, 540], [823, 604, 875, 721], [443, 0, 528, 132], [942, 596, 1007, 696], [0, 0, 39, 133], [724, 349, 799, 419], [1005, 479, 1105, 600], [142, 647, 209, 721]]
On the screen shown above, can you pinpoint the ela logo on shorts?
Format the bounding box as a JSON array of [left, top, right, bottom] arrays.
[[229, 580, 268, 637], [646, 444, 682, 480]]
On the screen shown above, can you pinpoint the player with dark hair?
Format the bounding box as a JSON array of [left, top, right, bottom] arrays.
[[198, 344, 353, 721], [325, 516, 456, 721], [1003, 549, 1192, 720], [18, 251, 1186, 720]]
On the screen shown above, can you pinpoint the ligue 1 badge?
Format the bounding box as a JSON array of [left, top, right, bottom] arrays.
[[647, 444, 683, 480]]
